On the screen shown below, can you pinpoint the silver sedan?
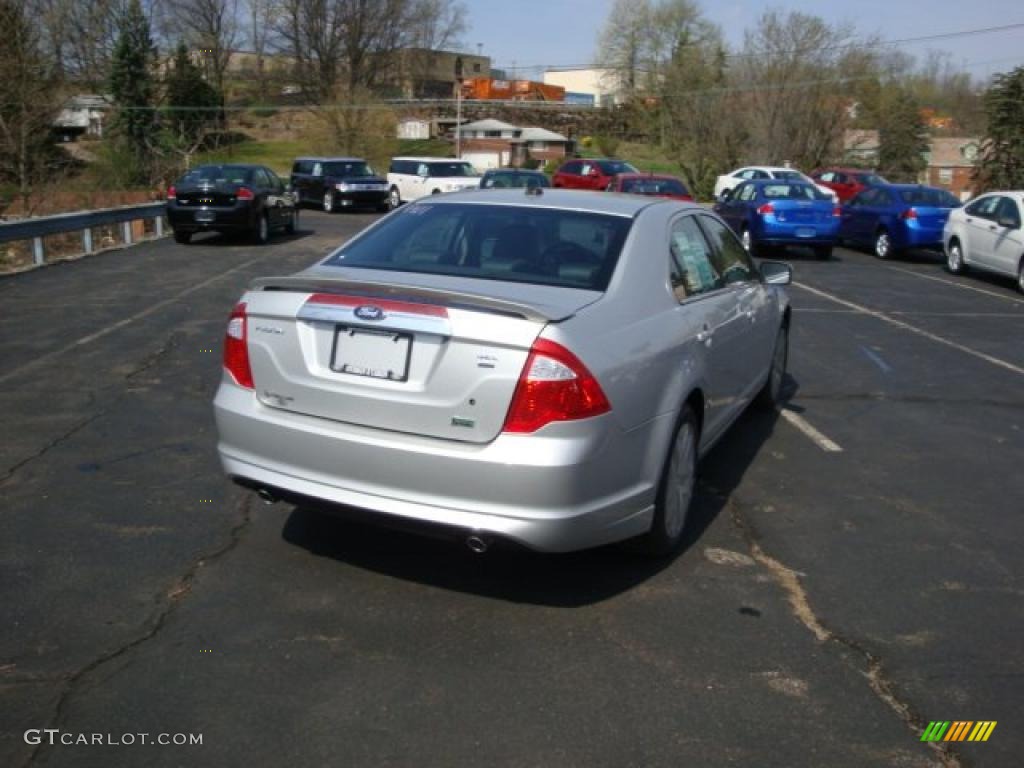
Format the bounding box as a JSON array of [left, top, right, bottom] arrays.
[[214, 189, 792, 555]]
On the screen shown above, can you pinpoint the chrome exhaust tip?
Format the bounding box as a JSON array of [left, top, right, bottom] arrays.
[[465, 534, 490, 554], [256, 488, 278, 505]]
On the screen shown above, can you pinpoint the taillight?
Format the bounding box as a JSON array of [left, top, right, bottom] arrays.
[[901, 208, 918, 220], [223, 302, 254, 389], [237, 187, 255, 201], [502, 339, 611, 433], [832, 205, 842, 217], [757, 203, 775, 216], [166, 185, 176, 200]]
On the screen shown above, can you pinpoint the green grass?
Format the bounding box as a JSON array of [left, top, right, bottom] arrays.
[[616, 142, 681, 175], [396, 138, 452, 157], [197, 139, 310, 175]]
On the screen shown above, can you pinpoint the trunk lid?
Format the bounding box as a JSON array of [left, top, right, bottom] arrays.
[[770, 200, 835, 224], [174, 181, 245, 208], [241, 271, 602, 443]]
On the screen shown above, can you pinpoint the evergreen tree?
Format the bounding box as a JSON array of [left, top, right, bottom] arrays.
[[877, 87, 929, 183], [975, 66, 1024, 192], [164, 42, 219, 148], [109, 0, 156, 184]]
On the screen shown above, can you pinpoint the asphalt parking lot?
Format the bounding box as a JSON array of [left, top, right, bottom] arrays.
[[1, 209, 1021, 768]]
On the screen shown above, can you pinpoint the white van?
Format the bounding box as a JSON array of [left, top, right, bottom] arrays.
[[387, 157, 481, 208]]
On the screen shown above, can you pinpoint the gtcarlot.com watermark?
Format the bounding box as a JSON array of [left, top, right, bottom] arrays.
[[25, 729, 202, 747]]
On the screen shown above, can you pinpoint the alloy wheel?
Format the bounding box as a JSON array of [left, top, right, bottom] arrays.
[[741, 229, 752, 252], [389, 188, 400, 209], [323, 192, 333, 212], [875, 231, 890, 259], [947, 242, 963, 273], [663, 421, 696, 541]]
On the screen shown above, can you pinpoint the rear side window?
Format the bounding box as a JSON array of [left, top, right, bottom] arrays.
[[324, 203, 633, 291], [292, 161, 312, 175], [762, 183, 826, 201], [899, 188, 959, 207]]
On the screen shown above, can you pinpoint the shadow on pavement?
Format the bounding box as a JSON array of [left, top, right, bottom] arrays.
[[279, 382, 791, 607], [186, 229, 314, 247]]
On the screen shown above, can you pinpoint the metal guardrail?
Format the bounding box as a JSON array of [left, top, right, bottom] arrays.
[[0, 202, 168, 267]]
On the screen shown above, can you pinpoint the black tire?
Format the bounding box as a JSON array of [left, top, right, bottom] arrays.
[[173, 230, 191, 244], [814, 245, 833, 261], [253, 213, 270, 245], [740, 227, 759, 258], [1017, 258, 1024, 294], [323, 191, 335, 213], [389, 186, 401, 209], [431, 188, 441, 195], [755, 323, 789, 410], [285, 209, 297, 235], [376, 202, 391, 213], [874, 228, 893, 260], [945, 238, 965, 274], [636, 405, 699, 558]]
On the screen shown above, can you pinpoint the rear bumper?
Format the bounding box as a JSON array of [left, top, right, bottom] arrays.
[[334, 190, 389, 205], [895, 223, 944, 250], [167, 204, 254, 232], [756, 219, 840, 245], [214, 381, 667, 552]]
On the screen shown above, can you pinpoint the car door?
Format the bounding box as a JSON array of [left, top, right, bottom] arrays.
[[990, 197, 1024, 276], [716, 182, 751, 233], [843, 188, 876, 244], [667, 214, 737, 443], [554, 160, 580, 188], [255, 168, 282, 226], [699, 214, 775, 404], [961, 195, 1001, 267]]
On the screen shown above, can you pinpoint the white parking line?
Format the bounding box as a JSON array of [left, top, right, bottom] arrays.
[[793, 282, 1024, 377], [0, 256, 267, 386], [885, 266, 1024, 305], [780, 409, 843, 452], [860, 345, 893, 373]]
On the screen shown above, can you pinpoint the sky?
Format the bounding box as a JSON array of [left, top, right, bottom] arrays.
[[464, 0, 1024, 81]]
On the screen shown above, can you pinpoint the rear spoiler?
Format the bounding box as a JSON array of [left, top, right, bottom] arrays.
[[248, 275, 567, 322]]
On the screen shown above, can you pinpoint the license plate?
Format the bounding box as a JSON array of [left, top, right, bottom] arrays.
[[331, 327, 411, 382], [796, 227, 816, 238], [195, 210, 215, 223]]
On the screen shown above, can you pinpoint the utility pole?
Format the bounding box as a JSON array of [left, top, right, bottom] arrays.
[[455, 56, 464, 159]]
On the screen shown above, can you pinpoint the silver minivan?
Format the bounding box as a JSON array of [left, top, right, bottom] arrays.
[[214, 190, 791, 555]]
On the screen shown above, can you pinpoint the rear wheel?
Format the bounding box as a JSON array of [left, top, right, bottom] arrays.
[[741, 227, 759, 258], [756, 324, 789, 410], [637, 405, 698, 558], [389, 186, 401, 209], [377, 202, 391, 213], [1017, 258, 1024, 294], [323, 191, 335, 213], [874, 228, 893, 259], [173, 230, 191, 245], [946, 239, 965, 274], [285, 209, 298, 235], [253, 213, 270, 245], [814, 245, 833, 261]]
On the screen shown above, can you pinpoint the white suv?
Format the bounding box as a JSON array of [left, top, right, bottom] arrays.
[[387, 157, 480, 208]]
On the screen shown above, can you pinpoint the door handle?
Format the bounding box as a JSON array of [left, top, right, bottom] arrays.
[[966, 218, 973, 224], [696, 324, 713, 347], [989, 224, 997, 231]]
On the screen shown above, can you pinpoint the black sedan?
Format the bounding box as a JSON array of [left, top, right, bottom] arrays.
[[290, 157, 390, 212], [479, 169, 551, 190], [166, 164, 298, 245]]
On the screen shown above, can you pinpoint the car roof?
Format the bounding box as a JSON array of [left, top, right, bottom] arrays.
[[295, 156, 366, 163], [190, 163, 262, 170], [819, 167, 878, 174], [391, 156, 467, 163], [483, 168, 545, 174], [410, 188, 695, 217]]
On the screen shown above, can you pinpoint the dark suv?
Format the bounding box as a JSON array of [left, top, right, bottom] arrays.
[[290, 157, 390, 213]]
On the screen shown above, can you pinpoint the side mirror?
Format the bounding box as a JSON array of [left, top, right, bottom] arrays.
[[759, 261, 792, 286], [997, 216, 1018, 230], [718, 190, 732, 203]]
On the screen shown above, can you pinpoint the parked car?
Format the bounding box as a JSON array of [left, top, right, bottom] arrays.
[[839, 184, 962, 259], [714, 166, 836, 202], [480, 169, 551, 189], [714, 180, 840, 259], [943, 191, 1024, 292], [811, 167, 889, 202], [167, 164, 297, 245], [214, 189, 792, 556], [607, 173, 693, 201], [552, 158, 639, 190], [290, 156, 389, 213], [387, 157, 480, 208]]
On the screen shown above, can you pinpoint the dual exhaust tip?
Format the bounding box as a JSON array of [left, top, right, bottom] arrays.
[[253, 486, 494, 554]]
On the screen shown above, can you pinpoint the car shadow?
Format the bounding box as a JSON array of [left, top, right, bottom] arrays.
[[278, 378, 794, 607], [186, 229, 314, 247]]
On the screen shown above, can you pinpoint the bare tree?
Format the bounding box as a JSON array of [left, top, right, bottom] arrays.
[[164, 0, 241, 104], [595, 0, 653, 98], [245, 0, 279, 100]]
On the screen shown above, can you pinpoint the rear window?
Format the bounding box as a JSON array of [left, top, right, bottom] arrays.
[[597, 160, 639, 175], [481, 172, 550, 189], [178, 165, 253, 185], [761, 183, 829, 201], [772, 171, 804, 181], [620, 177, 688, 196], [854, 172, 887, 186], [898, 188, 960, 207], [324, 202, 633, 291], [324, 161, 373, 177]]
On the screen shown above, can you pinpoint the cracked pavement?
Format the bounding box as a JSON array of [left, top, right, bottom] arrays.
[[1, 212, 1021, 767]]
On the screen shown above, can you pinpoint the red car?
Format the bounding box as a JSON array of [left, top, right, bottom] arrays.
[[607, 173, 693, 201], [811, 167, 889, 202], [552, 158, 639, 190]]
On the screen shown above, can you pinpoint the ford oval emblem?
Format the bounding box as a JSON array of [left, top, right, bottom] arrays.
[[354, 305, 385, 321]]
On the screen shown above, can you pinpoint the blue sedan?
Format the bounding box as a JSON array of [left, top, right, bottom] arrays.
[[714, 180, 840, 260], [839, 184, 961, 259]]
